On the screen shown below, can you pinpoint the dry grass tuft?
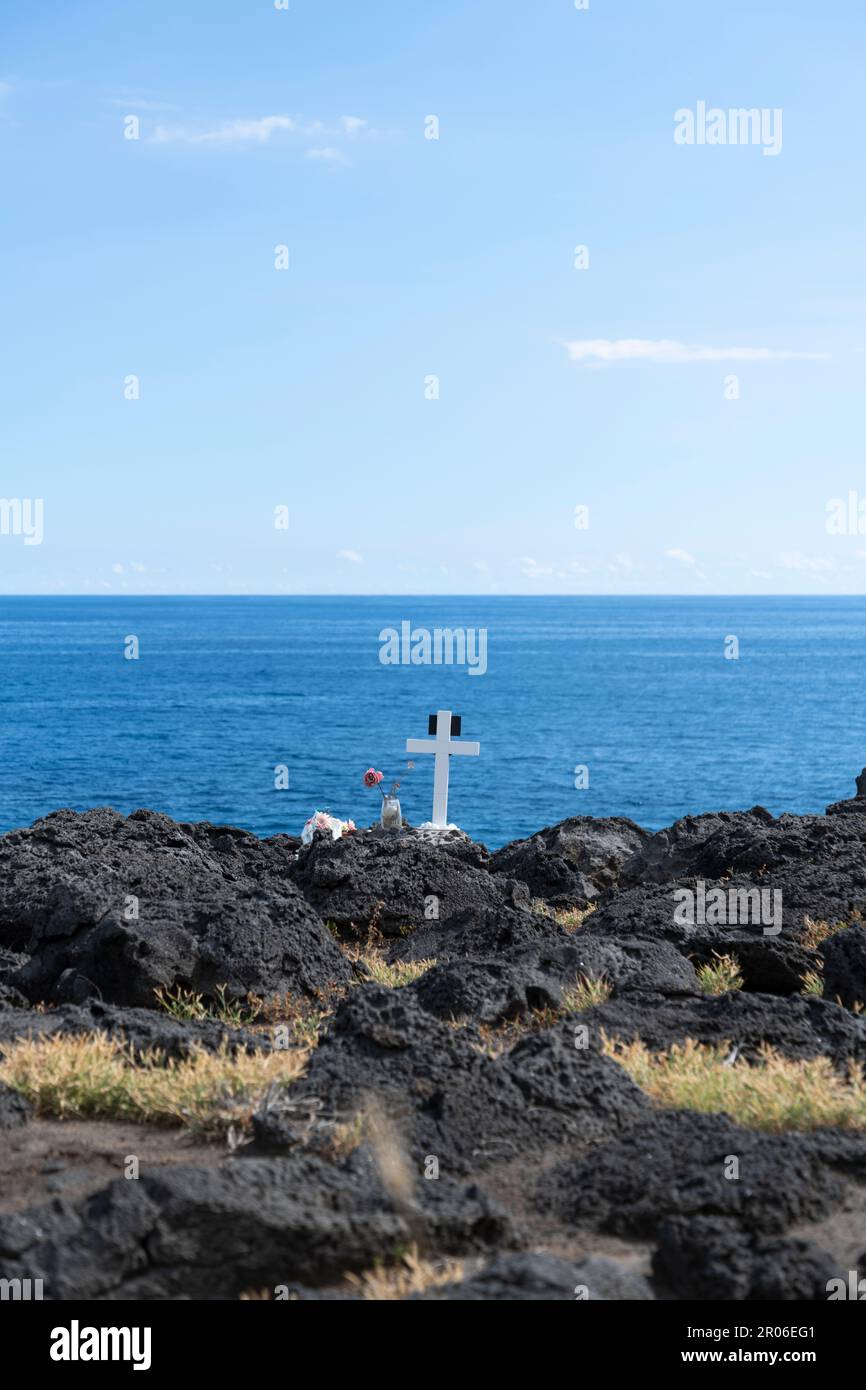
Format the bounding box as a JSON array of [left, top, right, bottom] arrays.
[[530, 900, 597, 932], [324, 1111, 368, 1162], [342, 946, 436, 989], [554, 903, 597, 933], [474, 1007, 566, 1058], [562, 974, 612, 1011], [155, 981, 337, 1049], [696, 953, 744, 996], [801, 914, 858, 952], [0, 1032, 309, 1137], [473, 974, 611, 1057], [245, 992, 335, 1047], [474, 1021, 527, 1059], [800, 968, 825, 997], [604, 1034, 866, 1132], [154, 982, 259, 1027], [345, 1245, 464, 1300]]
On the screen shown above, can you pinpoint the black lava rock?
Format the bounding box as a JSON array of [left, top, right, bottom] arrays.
[[289, 829, 530, 935], [653, 1216, 837, 1301], [822, 924, 866, 1011], [535, 1110, 866, 1239], [0, 1082, 31, 1130], [285, 984, 648, 1174], [0, 1000, 271, 1060], [0, 1151, 516, 1300], [0, 808, 351, 1008], [582, 990, 866, 1066], [491, 816, 649, 909]]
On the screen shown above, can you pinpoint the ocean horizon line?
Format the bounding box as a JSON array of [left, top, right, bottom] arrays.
[[3, 593, 865, 603]]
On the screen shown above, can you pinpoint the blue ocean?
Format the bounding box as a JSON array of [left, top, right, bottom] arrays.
[[1, 596, 864, 850]]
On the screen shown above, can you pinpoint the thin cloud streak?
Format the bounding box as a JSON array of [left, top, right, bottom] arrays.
[[152, 115, 371, 147]]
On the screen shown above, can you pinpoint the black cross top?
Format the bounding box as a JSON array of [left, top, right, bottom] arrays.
[[428, 714, 462, 736]]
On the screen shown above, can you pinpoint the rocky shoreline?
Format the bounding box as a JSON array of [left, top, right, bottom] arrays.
[[1, 794, 865, 1300]]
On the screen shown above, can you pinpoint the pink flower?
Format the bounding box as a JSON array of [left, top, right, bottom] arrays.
[[363, 768, 384, 788]]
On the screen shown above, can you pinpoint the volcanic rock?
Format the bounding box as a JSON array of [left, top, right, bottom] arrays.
[[409, 935, 696, 1026], [416, 1251, 654, 1301], [289, 829, 529, 936], [0, 948, 28, 1009], [410, 958, 562, 1025], [535, 1110, 866, 1238], [491, 816, 649, 908], [582, 882, 814, 994], [281, 985, 648, 1173], [653, 1216, 837, 1301], [618, 807, 791, 886], [0, 1000, 270, 1060], [393, 903, 696, 1003], [582, 990, 866, 1065], [618, 808, 866, 931], [826, 767, 866, 815], [4, 800, 866, 1302], [390, 904, 558, 963], [0, 808, 351, 1008], [0, 1082, 31, 1130], [821, 924, 866, 1010], [0, 1150, 515, 1299]]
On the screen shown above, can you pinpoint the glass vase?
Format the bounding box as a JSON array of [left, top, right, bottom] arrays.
[[381, 795, 402, 830]]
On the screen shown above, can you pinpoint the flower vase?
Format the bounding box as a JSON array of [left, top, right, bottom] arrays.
[[381, 795, 402, 831]]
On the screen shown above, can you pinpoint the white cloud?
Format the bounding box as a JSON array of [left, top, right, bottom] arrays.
[[777, 552, 835, 573], [337, 548, 363, 564], [154, 115, 298, 144], [152, 114, 374, 149], [111, 563, 125, 575], [563, 338, 830, 365], [518, 557, 554, 579], [664, 548, 697, 566], [306, 146, 347, 164]]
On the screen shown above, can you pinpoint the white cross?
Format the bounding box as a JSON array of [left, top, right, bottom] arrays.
[[406, 709, 480, 828]]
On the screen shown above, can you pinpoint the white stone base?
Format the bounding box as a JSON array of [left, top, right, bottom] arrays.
[[414, 822, 470, 842]]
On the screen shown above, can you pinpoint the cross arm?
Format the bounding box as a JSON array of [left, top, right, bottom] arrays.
[[406, 738, 437, 754]]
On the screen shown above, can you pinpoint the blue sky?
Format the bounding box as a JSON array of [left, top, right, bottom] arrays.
[[1, 0, 864, 595]]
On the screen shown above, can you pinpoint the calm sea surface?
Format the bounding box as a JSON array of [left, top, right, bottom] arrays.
[[1, 596, 864, 850]]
